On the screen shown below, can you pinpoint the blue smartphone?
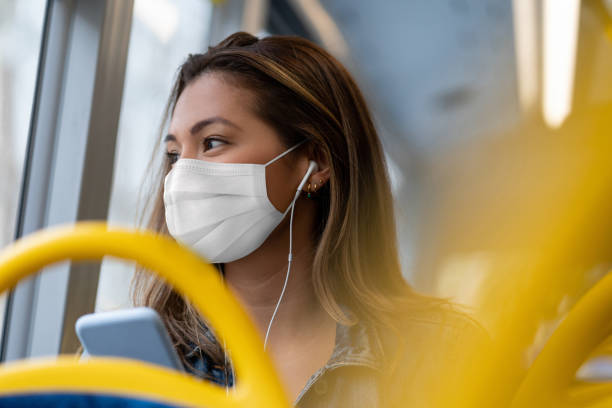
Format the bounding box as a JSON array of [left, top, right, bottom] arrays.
[[75, 307, 184, 372]]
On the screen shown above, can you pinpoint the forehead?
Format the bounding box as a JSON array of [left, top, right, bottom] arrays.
[[169, 73, 255, 132]]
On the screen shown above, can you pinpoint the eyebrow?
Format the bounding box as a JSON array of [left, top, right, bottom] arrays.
[[164, 116, 242, 142]]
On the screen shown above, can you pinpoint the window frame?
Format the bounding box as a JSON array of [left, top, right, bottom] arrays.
[[1, 0, 134, 360]]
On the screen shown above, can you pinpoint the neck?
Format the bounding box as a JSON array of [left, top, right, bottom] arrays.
[[223, 198, 329, 345]]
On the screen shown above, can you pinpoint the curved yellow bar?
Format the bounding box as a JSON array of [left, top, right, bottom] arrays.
[[511, 269, 612, 408], [0, 222, 290, 408], [0, 357, 239, 407]]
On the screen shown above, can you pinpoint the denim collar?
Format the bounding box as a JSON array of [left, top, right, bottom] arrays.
[[293, 319, 385, 405], [184, 316, 386, 401], [326, 320, 385, 372]]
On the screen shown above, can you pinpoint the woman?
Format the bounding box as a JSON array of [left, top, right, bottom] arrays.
[[132, 32, 487, 407]]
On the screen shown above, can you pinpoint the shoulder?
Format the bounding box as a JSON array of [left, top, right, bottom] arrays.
[[377, 304, 491, 406], [398, 303, 490, 361], [397, 303, 489, 342]]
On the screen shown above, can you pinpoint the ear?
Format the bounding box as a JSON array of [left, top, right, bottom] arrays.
[[309, 166, 330, 187], [303, 146, 330, 192]]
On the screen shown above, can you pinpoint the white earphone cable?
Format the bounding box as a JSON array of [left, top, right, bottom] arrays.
[[263, 161, 317, 350]]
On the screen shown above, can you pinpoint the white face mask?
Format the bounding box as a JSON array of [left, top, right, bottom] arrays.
[[163, 142, 309, 263]]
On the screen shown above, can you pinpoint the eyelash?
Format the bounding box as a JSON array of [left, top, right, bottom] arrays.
[[203, 137, 225, 151], [166, 151, 179, 165], [165, 137, 226, 164]]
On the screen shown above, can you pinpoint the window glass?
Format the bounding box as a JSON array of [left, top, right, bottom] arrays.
[[96, 0, 213, 312], [0, 0, 46, 342]]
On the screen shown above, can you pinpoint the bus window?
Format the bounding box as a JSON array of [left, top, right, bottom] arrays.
[[0, 0, 46, 349], [96, 0, 213, 313]]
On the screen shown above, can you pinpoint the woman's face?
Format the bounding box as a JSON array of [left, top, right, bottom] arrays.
[[165, 73, 309, 212]]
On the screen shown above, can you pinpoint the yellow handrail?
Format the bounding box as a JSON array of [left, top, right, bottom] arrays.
[[511, 270, 612, 408], [0, 222, 290, 408]]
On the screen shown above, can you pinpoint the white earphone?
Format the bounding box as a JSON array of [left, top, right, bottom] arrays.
[[264, 159, 319, 350], [297, 160, 318, 193]]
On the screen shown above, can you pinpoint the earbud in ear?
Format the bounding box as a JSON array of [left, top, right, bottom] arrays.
[[297, 161, 319, 193], [308, 160, 318, 173]]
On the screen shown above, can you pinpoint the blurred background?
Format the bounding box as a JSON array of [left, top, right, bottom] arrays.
[[1, 0, 612, 404]]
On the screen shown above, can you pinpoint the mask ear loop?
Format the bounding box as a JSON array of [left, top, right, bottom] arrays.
[[264, 160, 318, 350], [264, 139, 307, 167]]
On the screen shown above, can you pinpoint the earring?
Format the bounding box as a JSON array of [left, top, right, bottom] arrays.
[[313, 183, 318, 193], [307, 183, 311, 199]]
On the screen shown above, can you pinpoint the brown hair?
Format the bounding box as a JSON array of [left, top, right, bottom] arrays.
[[131, 32, 441, 380]]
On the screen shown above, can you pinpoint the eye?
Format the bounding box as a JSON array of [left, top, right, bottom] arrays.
[[203, 137, 226, 152], [166, 151, 179, 165]]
